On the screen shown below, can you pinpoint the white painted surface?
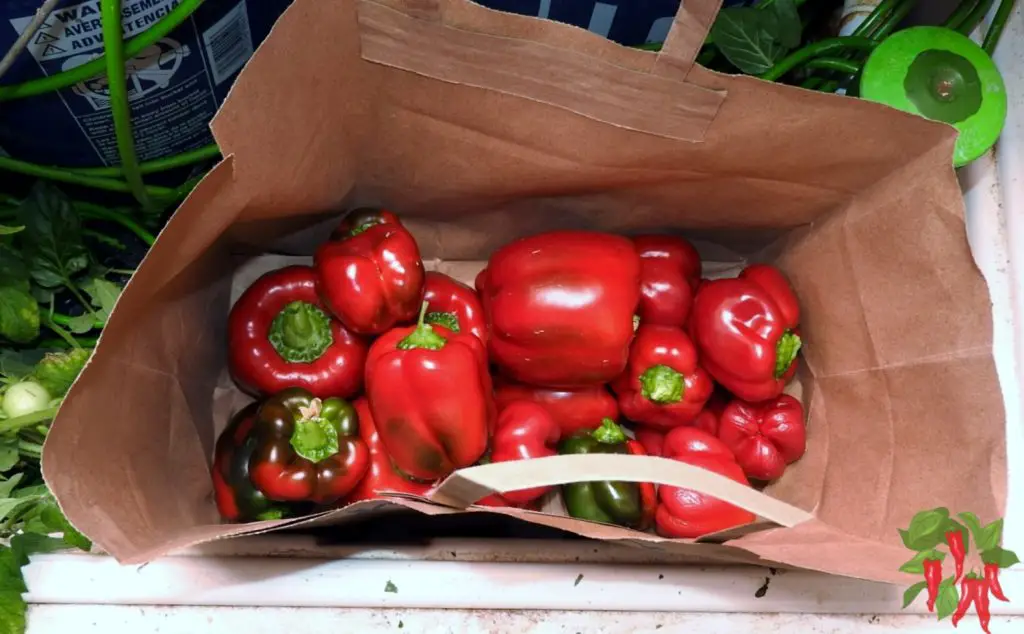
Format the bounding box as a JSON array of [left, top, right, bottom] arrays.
[[22, 5, 1024, 633], [23, 606, 1024, 634]]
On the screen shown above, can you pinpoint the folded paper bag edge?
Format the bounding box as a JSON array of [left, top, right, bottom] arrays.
[[428, 454, 815, 528], [355, 0, 726, 143]]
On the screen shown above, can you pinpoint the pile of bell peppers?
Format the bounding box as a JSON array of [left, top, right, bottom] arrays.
[[213, 208, 809, 540]]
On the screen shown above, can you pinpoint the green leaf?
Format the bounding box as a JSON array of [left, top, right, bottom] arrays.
[[0, 245, 27, 289], [0, 285, 40, 344], [0, 437, 18, 473], [900, 508, 949, 551], [65, 313, 98, 335], [979, 519, 1003, 551], [902, 581, 927, 608], [0, 476, 23, 499], [0, 226, 23, 236], [957, 512, 985, 550], [763, 0, 802, 48], [899, 549, 944, 574], [0, 546, 28, 634], [981, 546, 1020, 569], [81, 278, 122, 323], [11, 533, 68, 561], [936, 578, 959, 620], [0, 497, 38, 527], [17, 182, 89, 290], [39, 501, 91, 552], [0, 351, 48, 382], [710, 8, 786, 75]]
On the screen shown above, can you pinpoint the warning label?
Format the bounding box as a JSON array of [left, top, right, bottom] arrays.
[[9, 0, 183, 62]]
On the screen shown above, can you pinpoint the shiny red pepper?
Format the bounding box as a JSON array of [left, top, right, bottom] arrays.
[[228, 265, 367, 399], [663, 426, 738, 464], [633, 426, 665, 457], [247, 388, 370, 504], [692, 390, 728, 437], [655, 428, 757, 538], [690, 264, 801, 402], [611, 324, 713, 430], [717, 394, 806, 482], [365, 302, 495, 481], [314, 209, 425, 335], [422, 271, 486, 342], [476, 231, 641, 387], [345, 398, 432, 503], [493, 378, 619, 437], [633, 234, 701, 327], [476, 401, 561, 507], [212, 403, 292, 522]]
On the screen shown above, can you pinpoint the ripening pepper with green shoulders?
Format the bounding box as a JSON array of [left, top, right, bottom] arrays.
[[558, 419, 656, 530], [365, 302, 495, 481], [245, 387, 370, 505], [212, 402, 293, 523]]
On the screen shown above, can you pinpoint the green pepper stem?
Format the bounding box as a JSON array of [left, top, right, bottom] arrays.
[[424, 311, 460, 333], [290, 398, 341, 463], [639, 364, 685, 405], [397, 301, 447, 351], [775, 331, 802, 378], [268, 301, 334, 364], [591, 418, 627, 445]]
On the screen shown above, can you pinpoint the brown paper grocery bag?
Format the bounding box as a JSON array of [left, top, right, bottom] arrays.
[[44, 0, 1007, 584]]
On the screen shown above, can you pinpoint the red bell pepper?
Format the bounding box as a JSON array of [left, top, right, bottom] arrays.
[[228, 265, 367, 399], [663, 426, 738, 464], [476, 231, 641, 387], [633, 234, 701, 327], [611, 324, 713, 430], [247, 388, 370, 504], [718, 394, 806, 482], [493, 378, 619, 437], [656, 428, 756, 538], [346, 398, 432, 503], [365, 301, 495, 481], [422, 271, 486, 342], [314, 208, 425, 335], [690, 264, 801, 402], [692, 390, 728, 437], [633, 426, 665, 457], [212, 403, 291, 522], [475, 401, 561, 507]]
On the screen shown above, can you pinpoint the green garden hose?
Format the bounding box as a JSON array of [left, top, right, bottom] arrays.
[[101, 0, 151, 211], [983, 0, 1017, 53], [955, 0, 999, 35], [760, 37, 877, 82], [0, 0, 204, 102], [0, 0, 209, 210], [70, 144, 221, 178]]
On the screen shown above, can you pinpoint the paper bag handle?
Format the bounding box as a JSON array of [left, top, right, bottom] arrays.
[[356, 0, 726, 142], [428, 454, 814, 529]]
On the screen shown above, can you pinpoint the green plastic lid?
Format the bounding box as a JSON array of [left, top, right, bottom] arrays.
[[860, 26, 1007, 167]]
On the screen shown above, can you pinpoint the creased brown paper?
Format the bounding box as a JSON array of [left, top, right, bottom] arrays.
[[44, 0, 1006, 583]]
